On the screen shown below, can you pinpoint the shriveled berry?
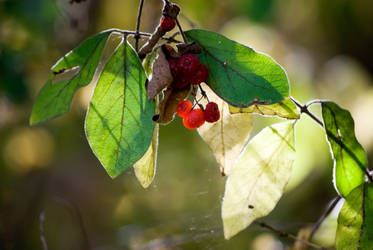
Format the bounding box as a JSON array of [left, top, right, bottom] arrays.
[[177, 100, 192, 118], [177, 54, 200, 76], [172, 76, 189, 89], [160, 16, 175, 32], [204, 102, 220, 123], [183, 108, 205, 129], [190, 64, 209, 85], [168, 59, 179, 77]]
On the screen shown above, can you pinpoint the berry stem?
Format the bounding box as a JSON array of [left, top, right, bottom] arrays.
[[198, 84, 209, 102], [175, 17, 188, 43]]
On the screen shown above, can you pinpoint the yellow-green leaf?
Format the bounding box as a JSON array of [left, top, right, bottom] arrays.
[[222, 121, 296, 239], [228, 98, 299, 119], [197, 83, 253, 176], [336, 183, 373, 250], [134, 124, 159, 188]]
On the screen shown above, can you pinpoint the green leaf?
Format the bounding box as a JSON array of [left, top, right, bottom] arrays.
[[222, 121, 296, 239], [185, 29, 289, 108], [197, 83, 253, 176], [30, 30, 112, 125], [228, 97, 299, 119], [336, 183, 373, 250], [134, 124, 159, 188], [85, 39, 155, 178], [321, 102, 366, 197]]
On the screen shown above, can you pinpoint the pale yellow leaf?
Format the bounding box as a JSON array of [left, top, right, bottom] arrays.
[[197, 83, 253, 175], [229, 98, 299, 119], [222, 121, 296, 239], [133, 124, 159, 188]]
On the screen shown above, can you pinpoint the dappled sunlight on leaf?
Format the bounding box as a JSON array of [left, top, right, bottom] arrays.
[[185, 29, 290, 108], [336, 183, 373, 249], [222, 121, 296, 239], [30, 30, 112, 125], [197, 83, 252, 176], [322, 101, 366, 197], [85, 39, 155, 178]]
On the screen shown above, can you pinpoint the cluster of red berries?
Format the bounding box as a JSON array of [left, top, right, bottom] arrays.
[[168, 54, 209, 89], [176, 100, 220, 129], [160, 16, 176, 32]]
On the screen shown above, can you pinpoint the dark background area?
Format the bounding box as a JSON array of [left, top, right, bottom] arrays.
[[1, 0, 373, 249]]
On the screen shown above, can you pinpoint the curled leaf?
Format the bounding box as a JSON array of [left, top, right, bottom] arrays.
[[134, 124, 159, 188], [154, 86, 191, 124], [146, 50, 173, 100], [176, 42, 202, 55], [161, 44, 179, 59]]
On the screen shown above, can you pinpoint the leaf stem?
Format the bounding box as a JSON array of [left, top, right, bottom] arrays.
[[310, 196, 342, 239], [254, 221, 327, 250], [135, 0, 145, 52]]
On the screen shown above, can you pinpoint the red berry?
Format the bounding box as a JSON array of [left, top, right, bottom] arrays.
[[160, 16, 175, 32], [172, 76, 189, 89], [177, 54, 200, 76], [190, 64, 209, 85], [177, 100, 192, 118], [204, 102, 220, 123], [183, 109, 205, 129], [168, 59, 179, 77]]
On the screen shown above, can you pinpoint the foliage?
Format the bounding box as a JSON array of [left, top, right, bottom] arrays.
[[28, 1, 373, 248]]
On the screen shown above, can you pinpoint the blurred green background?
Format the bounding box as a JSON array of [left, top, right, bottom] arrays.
[[1, 0, 373, 249]]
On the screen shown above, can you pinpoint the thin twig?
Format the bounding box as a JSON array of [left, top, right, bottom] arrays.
[[310, 196, 342, 239], [54, 197, 91, 250], [175, 18, 187, 43], [39, 211, 48, 250], [135, 0, 145, 52], [254, 221, 327, 250], [290, 97, 324, 127], [290, 96, 373, 182]]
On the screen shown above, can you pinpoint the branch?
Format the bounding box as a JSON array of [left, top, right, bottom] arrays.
[[137, 0, 180, 59], [254, 221, 327, 250], [290, 97, 373, 182], [39, 211, 48, 250], [310, 196, 342, 239], [135, 0, 145, 52], [290, 97, 323, 127]]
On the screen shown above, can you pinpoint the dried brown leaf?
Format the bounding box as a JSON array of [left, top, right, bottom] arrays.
[[154, 86, 191, 124], [146, 50, 173, 100]]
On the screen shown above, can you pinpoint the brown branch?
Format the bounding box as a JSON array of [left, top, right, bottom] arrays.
[[254, 221, 327, 250], [39, 211, 48, 250], [138, 1, 180, 59], [310, 196, 342, 239], [290, 97, 373, 182], [290, 97, 323, 127]]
